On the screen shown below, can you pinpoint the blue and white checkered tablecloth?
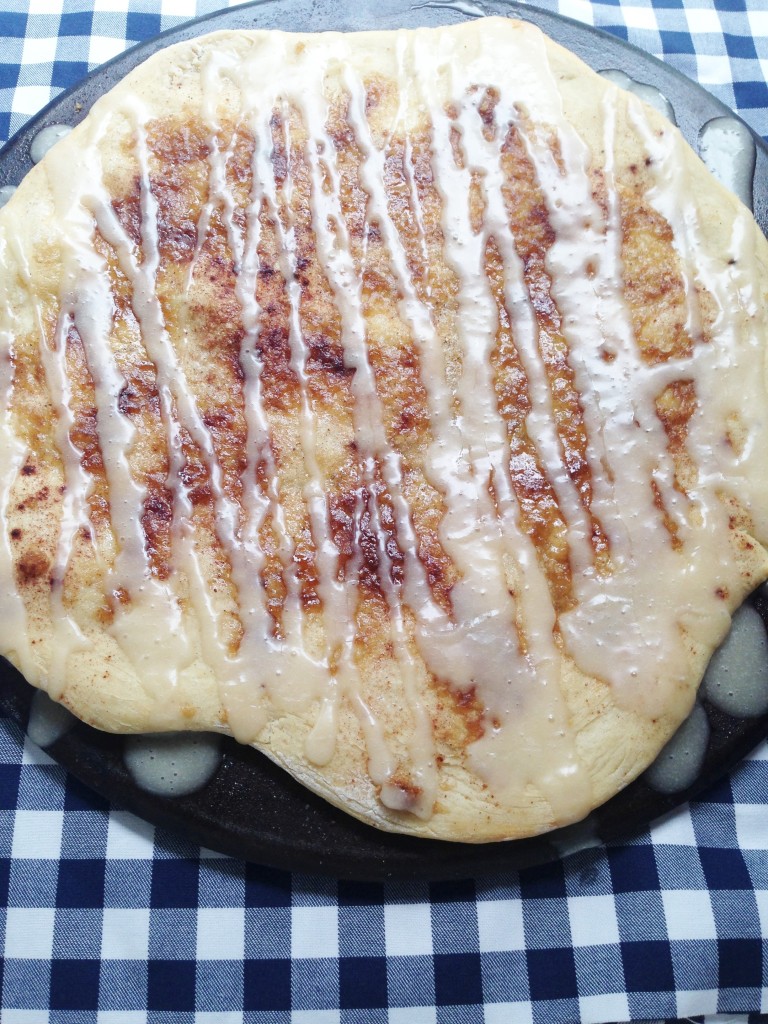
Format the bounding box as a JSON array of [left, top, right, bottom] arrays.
[[1, 1, 768, 1021]]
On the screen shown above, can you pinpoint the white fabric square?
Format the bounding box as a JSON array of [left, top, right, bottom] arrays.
[[579, 993, 630, 1024], [476, 899, 525, 953], [568, 895, 620, 948], [96, 1015, 148, 1024], [100, 909, 150, 961], [21, 35, 58, 66], [194, 1015, 249, 1024], [21, 737, 56, 767], [748, 11, 768, 39], [7, 87, 52, 120], [23, 0, 64, 12], [384, 903, 433, 957], [388, 1009, 437, 1024], [88, 34, 128, 68], [11, 810, 63, 860], [675, 988, 719, 1017], [291, 906, 339, 959], [4, 1013, 51, 1024], [292, 1014, 340, 1024], [685, 7, 723, 35], [661, 889, 717, 941], [105, 811, 155, 860], [651, 808, 698, 847], [695, 53, 732, 87], [734, 802, 768, 850], [622, 5, 659, 31], [754, 889, 768, 935], [557, 0, 594, 26], [5, 907, 56, 959], [196, 908, 245, 960], [485, 1002, 534, 1024]]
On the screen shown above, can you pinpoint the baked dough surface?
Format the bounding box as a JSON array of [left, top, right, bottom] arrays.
[[1, 17, 767, 841]]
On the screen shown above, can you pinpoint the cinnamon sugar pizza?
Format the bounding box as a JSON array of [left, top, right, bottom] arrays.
[[1, 17, 767, 841]]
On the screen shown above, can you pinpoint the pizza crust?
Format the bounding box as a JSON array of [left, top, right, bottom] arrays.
[[1, 17, 767, 842]]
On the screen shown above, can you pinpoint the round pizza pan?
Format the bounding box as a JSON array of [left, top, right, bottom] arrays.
[[1, 0, 767, 880]]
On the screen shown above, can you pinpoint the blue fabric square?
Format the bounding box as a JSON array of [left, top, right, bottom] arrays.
[[519, 861, 567, 899], [669, 939, 718, 991], [734, 79, 768, 112], [244, 908, 291, 959], [196, 960, 243, 1012], [125, 11, 161, 41], [526, 947, 577, 1001], [436, 1004, 484, 1024], [661, 29, 697, 53], [197, 859, 245, 907], [104, 861, 152, 908], [607, 844, 660, 893], [244, 957, 291, 1011], [244, 863, 291, 907], [386, 954, 435, 1007], [147, 959, 196, 1012], [338, 880, 385, 906], [339, 905, 385, 957], [718, 938, 763, 989], [291, 956, 339, 1011], [49, 959, 100, 1011], [654, 845, 707, 889], [480, 950, 529, 1003], [573, 944, 625, 996], [0, 858, 9, 906], [339, 955, 387, 1009], [531, 996, 581, 1024], [522, 899, 572, 950], [56, 859, 105, 908], [0, 764, 20, 808], [621, 940, 675, 992], [58, 11, 93, 37], [17, 763, 65, 810], [626, 988, 677, 1019], [433, 900, 479, 954], [2, 959, 50, 1010], [0, 12, 27, 38], [50, 62, 90, 90], [98, 960, 147, 1011], [563, 849, 614, 896], [724, 31, 758, 60], [433, 953, 483, 1006], [430, 879, 477, 903], [710, 890, 761, 938], [148, 909, 196, 960], [52, 909, 103, 959], [63, 775, 109, 813], [9, 859, 58, 906], [60, 812, 108, 859], [699, 847, 753, 890], [151, 859, 199, 908]]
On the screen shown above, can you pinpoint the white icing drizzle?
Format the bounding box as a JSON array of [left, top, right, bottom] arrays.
[[702, 604, 768, 718], [698, 116, 756, 211], [2, 22, 767, 825], [598, 70, 676, 126], [410, 48, 590, 819], [124, 731, 221, 797], [27, 689, 75, 748], [0, 186, 17, 209], [0, 237, 33, 678], [30, 124, 73, 165], [43, 116, 193, 722], [644, 701, 709, 794]]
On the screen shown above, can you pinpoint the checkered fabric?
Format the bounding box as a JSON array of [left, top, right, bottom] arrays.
[[0, 1, 767, 1021]]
